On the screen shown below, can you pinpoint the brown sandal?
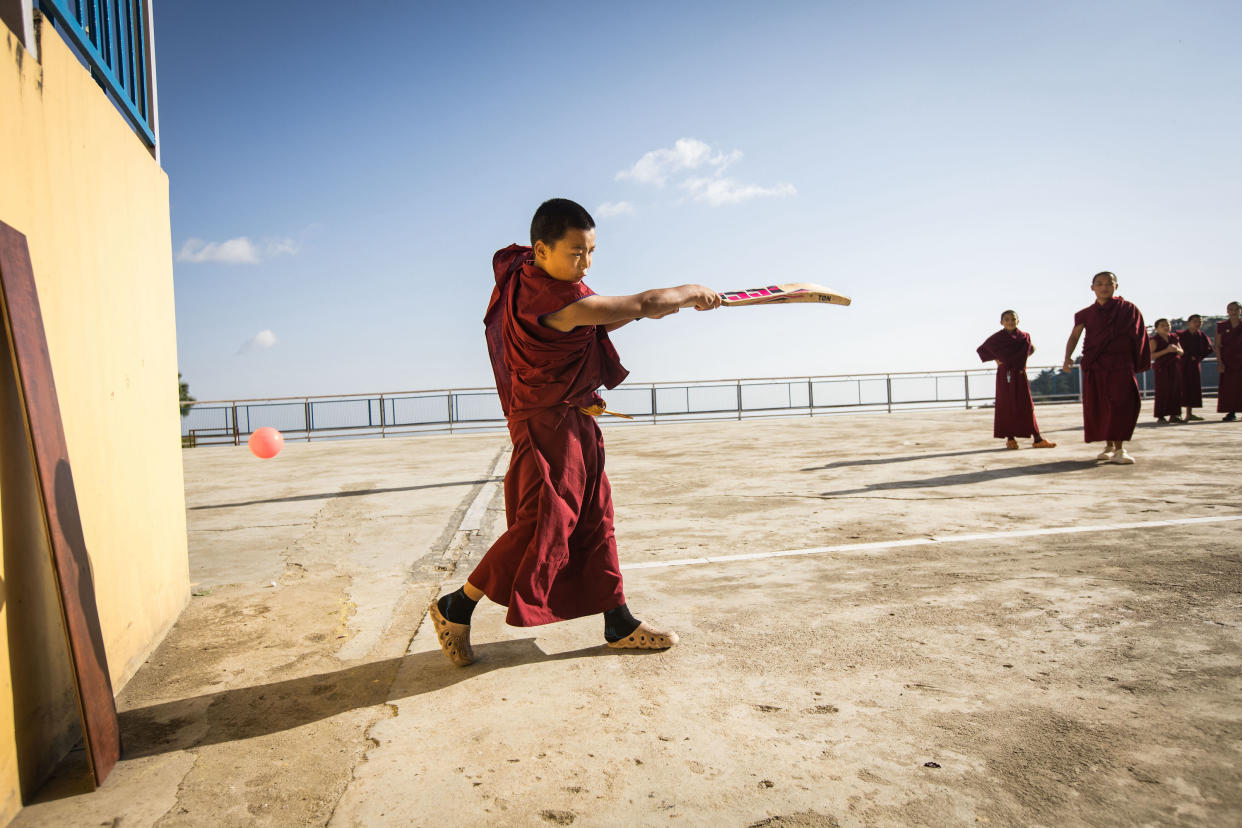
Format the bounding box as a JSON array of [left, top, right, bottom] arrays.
[[607, 621, 679, 650], [429, 600, 474, 666]]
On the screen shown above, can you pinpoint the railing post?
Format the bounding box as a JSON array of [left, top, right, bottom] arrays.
[[379, 393, 386, 438], [651, 385, 658, 425], [736, 380, 743, 420], [964, 370, 970, 409], [808, 378, 814, 417], [305, 398, 312, 441], [231, 402, 239, 445], [447, 392, 455, 433], [886, 374, 893, 413]]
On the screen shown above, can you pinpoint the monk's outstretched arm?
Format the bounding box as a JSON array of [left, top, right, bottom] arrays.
[[543, 285, 720, 332], [1063, 323, 1085, 372]]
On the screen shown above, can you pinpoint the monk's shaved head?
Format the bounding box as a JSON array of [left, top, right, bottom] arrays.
[[531, 199, 595, 248], [1092, 271, 1118, 286]]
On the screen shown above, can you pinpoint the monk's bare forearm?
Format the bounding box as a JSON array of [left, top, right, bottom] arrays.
[[543, 285, 719, 332], [1063, 325, 1084, 370], [605, 319, 635, 332]]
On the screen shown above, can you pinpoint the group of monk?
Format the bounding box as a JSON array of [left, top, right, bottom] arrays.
[[430, 199, 1237, 667], [978, 275, 1241, 466], [1148, 303, 1242, 424]]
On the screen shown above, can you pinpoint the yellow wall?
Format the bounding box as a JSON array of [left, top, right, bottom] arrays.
[[1, 17, 189, 822]]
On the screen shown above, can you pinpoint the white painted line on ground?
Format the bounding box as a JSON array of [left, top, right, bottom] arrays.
[[459, 447, 509, 534], [622, 513, 1242, 571]]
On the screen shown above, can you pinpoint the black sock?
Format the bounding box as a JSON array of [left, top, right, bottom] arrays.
[[603, 604, 641, 642], [437, 587, 478, 625], [1033, 433, 1042, 442]]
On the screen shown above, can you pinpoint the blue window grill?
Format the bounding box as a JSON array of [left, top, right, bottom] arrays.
[[37, 0, 157, 149]]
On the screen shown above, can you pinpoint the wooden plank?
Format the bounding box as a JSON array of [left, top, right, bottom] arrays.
[[0, 220, 120, 787]]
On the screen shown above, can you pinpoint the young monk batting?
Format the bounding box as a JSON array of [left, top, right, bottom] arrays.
[[1177, 314, 1214, 421], [429, 199, 720, 666], [976, 310, 1056, 449], [1149, 318, 1184, 424], [1062, 271, 1150, 464], [1216, 301, 1242, 421]]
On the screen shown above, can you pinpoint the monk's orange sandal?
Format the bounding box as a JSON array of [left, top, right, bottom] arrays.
[[607, 622, 679, 650], [1032, 439, 1057, 448], [1005, 438, 1019, 450], [429, 600, 474, 666]]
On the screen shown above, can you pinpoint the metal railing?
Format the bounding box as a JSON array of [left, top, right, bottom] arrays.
[[182, 360, 1220, 447], [38, 0, 158, 149]]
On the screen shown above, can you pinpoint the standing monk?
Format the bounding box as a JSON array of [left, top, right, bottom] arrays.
[[1062, 271, 1150, 464], [976, 310, 1056, 449], [1149, 318, 1184, 424], [429, 198, 720, 666], [1217, 301, 1242, 421], [1177, 314, 1214, 421]]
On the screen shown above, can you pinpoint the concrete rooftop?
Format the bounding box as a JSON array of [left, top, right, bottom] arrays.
[[14, 404, 1242, 827]]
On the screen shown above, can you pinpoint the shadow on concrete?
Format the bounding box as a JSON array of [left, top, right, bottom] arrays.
[[189, 477, 505, 511], [819, 459, 1099, 497], [117, 638, 610, 759], [801, 448, 998, 471]]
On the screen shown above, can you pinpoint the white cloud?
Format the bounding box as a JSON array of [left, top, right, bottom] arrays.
[[613, 138, 794, 208], [178, 236, 299, 265], [682, 177, 797, 207], [597, 201, 636, 218], [239, 329, 277, 354], [616, 138, 741, 186]]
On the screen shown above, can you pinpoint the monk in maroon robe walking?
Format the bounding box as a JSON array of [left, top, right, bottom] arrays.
[[429, 198, 720, 666], [976, 310, 1055, 449], [1149, 318, 1184, 424], [1177, 314, 1214, 421], [1217, 301, 1242, 421], [1062, 271, 1150, 464]]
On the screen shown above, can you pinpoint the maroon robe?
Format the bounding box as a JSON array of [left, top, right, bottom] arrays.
[[1151, 331, 1182, 418], [977, 328, 1039, 438], [475, 245, 629, 626], [1176, 328, 1213, 408], [1074, 297, 1150, 442], [1219, 320, 1242, 413]]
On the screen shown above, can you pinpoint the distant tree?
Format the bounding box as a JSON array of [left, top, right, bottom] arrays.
[[179, 372, 196, 417], [1030, 364, 1079, 401]]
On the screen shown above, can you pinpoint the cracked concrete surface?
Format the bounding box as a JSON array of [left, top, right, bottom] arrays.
[[11, 405, 1242, 826]]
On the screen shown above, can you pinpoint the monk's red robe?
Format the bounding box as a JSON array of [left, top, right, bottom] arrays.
[[475, 244, 629, 626], [1074, 297, 1150, 442], [1176, 328, 1213, 408], [976, 328, 1039, 438], [1151, 331, 1182, 418], [1218, 320, 1242, 413]]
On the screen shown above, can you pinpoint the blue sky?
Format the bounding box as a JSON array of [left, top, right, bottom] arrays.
[[157, 1, 1242, 402]]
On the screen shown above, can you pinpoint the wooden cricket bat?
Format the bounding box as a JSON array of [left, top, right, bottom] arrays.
[[719, 282, 851, 307]]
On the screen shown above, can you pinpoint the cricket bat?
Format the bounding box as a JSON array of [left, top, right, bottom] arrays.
[[719, 283, 851, 307]]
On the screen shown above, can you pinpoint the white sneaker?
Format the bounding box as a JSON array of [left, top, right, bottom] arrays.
[[1096, 450, 1114, 461], [1111, 450, 1135, 465]]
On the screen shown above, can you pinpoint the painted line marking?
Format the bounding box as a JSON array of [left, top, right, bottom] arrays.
[[459, 448, 509, 534], [621, 514, 1242, 571]]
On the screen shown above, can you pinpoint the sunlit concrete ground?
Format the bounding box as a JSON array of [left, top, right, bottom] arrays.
[[16, 402, 1242, 827]]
